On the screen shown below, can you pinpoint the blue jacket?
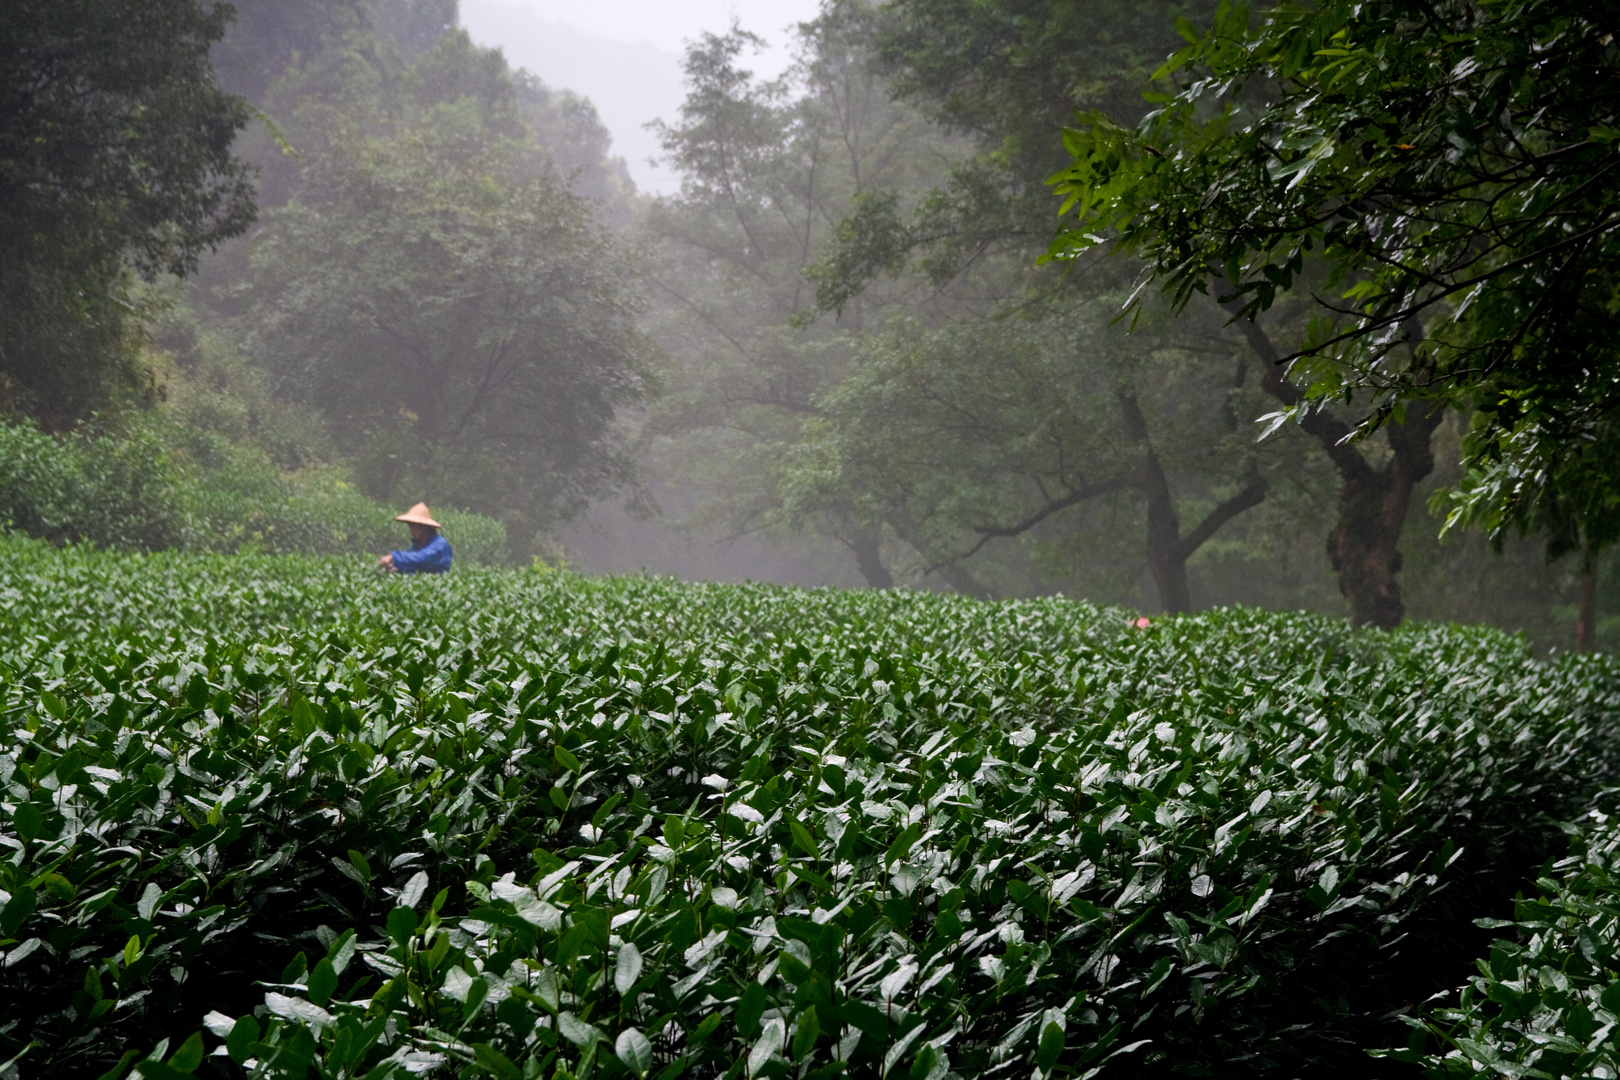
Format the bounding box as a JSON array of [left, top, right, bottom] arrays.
[[391, 533, 452, 574]]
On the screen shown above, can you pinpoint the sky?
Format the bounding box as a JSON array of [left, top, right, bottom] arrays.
[[460, 0, 824, 194]]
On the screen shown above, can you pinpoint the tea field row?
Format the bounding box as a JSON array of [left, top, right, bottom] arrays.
[[1, 538, 1618, 1078]]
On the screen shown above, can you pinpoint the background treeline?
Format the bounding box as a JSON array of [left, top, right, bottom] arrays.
[[1, 0, 1613, 645], [629, 0, 1607, 650], [2, 0, 650, 564]]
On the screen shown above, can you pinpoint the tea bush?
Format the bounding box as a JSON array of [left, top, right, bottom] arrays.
[[1, 540, 1619, 1079], [1385, 796, 1620, 1079], [0, 417, 192, 553], [185, 459, 508, 566], [0, 417, 507, 564]]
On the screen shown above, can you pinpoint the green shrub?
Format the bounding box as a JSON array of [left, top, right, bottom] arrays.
[[0, 416, 509, 563], [0, 415, 191, 550], [1385, 793, 1620, 1079], [1, 543, 1618, 1077], [435, 506, 510, 568]]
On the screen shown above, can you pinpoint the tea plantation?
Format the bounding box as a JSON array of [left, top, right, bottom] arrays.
[[4, 537, 1620, 1080]]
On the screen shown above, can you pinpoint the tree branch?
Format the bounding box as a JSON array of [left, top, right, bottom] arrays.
[[1213, 287, 1377, 486], [1175, 475, 1269, 563], [956, 475, 1131, 560]]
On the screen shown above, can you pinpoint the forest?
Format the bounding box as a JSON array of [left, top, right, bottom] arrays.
[[3, 0, 1616, 648], [8, 1, 1620, 1078]]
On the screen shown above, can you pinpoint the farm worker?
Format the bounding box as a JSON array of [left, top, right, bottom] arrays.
[[378, 503, 452, 574]]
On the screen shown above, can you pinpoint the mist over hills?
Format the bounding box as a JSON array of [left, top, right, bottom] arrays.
[[460, 0, 684, 194]]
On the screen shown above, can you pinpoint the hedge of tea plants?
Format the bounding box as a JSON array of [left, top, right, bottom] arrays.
[[0, 418, 509, 565], [3, 537, 1620, 1079], [1381, 797, 1620, 1079]]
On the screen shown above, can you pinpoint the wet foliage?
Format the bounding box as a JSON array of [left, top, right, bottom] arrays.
[[1, 539, 1619, 1078], [1387, 800, 1620, 1079]]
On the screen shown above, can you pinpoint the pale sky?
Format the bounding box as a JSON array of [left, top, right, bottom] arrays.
[[482, 0, 823, 58], [461, 0, 824, 194]]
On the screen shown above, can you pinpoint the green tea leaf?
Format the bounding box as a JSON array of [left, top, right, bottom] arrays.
[[615, 1028, 654, 1077], [386, 906, 418, 947], [12, 804, 43, 845], [472, 1044, 522, 1080], [0, 887, 35, 937], [558, 1011, 602, 1048], [226, 1016, 260, 1064], [791, 1005, 820, 1058], [788, 818, 818, 859], [307, 958, 338, 1006], [615, 942, 643, 995]]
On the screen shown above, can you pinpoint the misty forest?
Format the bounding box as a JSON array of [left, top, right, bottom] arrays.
[[7, 1, 1620, 1078]]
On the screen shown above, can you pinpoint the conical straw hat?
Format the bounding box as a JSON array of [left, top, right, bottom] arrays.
[[395, 502, 441, 528]]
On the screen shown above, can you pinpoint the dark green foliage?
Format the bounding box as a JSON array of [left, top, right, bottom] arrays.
[[1047, 0, 1620, 553], [1382, 799, 1620, 1078], [0, 417, 508, 562], [2, 544, 1619, 1075], [0, 0, 256, 422], [208, 0, 367, 101], [878, 0, 1214, 162]]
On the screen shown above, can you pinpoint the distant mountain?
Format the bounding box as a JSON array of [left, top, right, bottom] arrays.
[[460, 0, 685, 194]]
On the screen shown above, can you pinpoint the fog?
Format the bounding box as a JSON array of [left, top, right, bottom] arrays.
[[460, 0, 822, 194], [1, 0, 1602, 651]]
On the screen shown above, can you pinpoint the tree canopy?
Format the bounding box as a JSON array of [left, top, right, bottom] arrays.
[[641, 13, 965, 583], [171, 4, 649, 548], [240, 128, 650, 537], [0, 0, 256, 421], [1050, 0, 1620, 555]]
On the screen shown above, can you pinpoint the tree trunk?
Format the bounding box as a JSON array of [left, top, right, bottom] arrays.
[[848, 529, 893, 589], [932, 559, 991, 599], [941, 380, 1264, 613], [1323, 401, 1444, 628], [1578, 554, 1598, 652], [1228, 313, 1442, 629], [1118, 392, 1268, 614], [1117, 392, 1193, 613]]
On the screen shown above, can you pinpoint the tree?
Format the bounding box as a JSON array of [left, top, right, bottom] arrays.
[[209, 0, 366, 101], [1050, 0, 1620, 623], [798, 0, 1499, 625], [0, 0, 256, 422], [642, 13, 964, 587], [178, 5, 654, 550], [795, 0, 1298, 606], [1437, 421, 1620, 651], [1225, 304, 1446, 626], [779, 303, 1286, 611], [512, 73, 637, 215], [809, 0, 1217, 310], [239, 130, 651, 538]]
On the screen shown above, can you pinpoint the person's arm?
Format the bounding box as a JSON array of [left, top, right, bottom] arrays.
[[389, 544, 433, 572], [391, 536, 450, 573]]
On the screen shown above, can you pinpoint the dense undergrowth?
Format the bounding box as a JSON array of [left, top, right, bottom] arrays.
[[1, 539, 1619, 1078], [0, 418, 508, 565], [1386, 800, 1620, 1079]]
